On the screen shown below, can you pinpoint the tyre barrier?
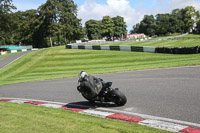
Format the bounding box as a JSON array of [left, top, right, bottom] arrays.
[[155, 46, 199, 54], [66, 45, 148, 53], [66, 44, 200, 54]]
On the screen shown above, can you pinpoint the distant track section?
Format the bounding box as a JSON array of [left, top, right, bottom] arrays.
[[0, 51, 31, 70]]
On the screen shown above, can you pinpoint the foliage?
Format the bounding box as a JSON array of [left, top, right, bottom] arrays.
[[85, 20, 102, 40], [130, 6, 200, 36], [130, 15, 157, 36], [85, 16, 127, 40], [37, 0, 84, 46], [170, 8, 185, 33], [0, 0, 16, 45], [0, 0, 84, 47], [12, 10, 42, 47], [195, 11, 200, 34], [101, 16, 115, 39], [182, 6, 196, 32], [112, 16, 127, 39]]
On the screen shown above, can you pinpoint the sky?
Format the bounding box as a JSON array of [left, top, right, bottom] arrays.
[[12, 0, 200, 32]]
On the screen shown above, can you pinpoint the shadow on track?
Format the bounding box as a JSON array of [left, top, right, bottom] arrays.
[[63, 101, 118, 109]]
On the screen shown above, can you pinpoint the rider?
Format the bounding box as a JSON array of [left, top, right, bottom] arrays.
[[77, 71, 103, 101]]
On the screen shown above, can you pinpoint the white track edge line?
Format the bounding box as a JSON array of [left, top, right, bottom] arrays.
[[96, 107, 200, 128]]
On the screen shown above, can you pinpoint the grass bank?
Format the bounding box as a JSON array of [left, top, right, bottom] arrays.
[[181, 34, 200, 38], [0, 46, 200, 85], [94, 34, 200, 47], [96, 39, 200, 47], [0, 102, 172, 133], [153, 33, 182, 40]]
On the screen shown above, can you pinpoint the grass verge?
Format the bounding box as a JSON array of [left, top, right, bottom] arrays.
[[0, 46, 200, 85], [94, 34, 200, 47], [0, 102, 172, 133], [180, 34, 200, 38], [95, 39, 200, 47]]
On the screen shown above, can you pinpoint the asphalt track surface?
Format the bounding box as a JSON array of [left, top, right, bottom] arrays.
[[0, 52, 200, 127], [0, 51, 31, 70]]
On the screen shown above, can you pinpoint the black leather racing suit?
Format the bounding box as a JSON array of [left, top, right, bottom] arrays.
[[77, 75, 103, 101]]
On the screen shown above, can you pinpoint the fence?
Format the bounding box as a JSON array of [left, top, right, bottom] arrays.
[[0, 47, 38, 56]]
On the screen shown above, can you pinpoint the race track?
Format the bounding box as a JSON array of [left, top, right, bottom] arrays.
[[0, 51, 31, 69], [0, 64, 200, 125]]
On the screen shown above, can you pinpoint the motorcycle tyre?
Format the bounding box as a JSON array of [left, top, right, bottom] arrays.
[[109, 90, 127, 106], [82, 94, 95, 103]]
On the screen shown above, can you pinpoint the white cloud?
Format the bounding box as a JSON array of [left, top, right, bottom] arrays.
[[166, 0, 200, 11], [77, 0, 146, 31]]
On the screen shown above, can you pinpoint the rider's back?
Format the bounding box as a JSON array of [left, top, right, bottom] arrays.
[[79, 75, 102, 100]]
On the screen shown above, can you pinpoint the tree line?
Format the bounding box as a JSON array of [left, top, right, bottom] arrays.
[[0, 0, 84, 48], [1, 0, 200, 48], [130, 6, 200, 36], [0, 0, 127, 47]]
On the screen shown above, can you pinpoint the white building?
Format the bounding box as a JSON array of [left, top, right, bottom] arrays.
[[126, 33, 146, 40]]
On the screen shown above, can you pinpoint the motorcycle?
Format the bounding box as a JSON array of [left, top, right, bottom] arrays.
[[77, 81, 127, 106]]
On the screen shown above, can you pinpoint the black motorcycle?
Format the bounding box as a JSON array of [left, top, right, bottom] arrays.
[[77, 81, 127, 106]]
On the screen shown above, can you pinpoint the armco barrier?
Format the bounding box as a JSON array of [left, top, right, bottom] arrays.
[[0, 48, 39, 56], [66, 44, 200, 54], [66, 44, 147, 53]]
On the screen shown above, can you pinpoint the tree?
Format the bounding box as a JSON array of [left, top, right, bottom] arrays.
[[38, 0, 84, 46], [181, 6, 196, 33], [130, 23, 140, 34], [101, 16, 114, 40], [195, 11, 200, 34], [112, 16, 127, 39], [156, 14, 169, 35], [59, 0, 84, 43], [12, 10, 42, 47], [0, 0, 16, 45], [85, 19, 101, 40], [170, 8, 185, 33], [138, 15, 157, 36], [38, 0, 61, 47]]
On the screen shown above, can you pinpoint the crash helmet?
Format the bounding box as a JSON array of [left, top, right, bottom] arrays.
[[79, 71, 87, 80]]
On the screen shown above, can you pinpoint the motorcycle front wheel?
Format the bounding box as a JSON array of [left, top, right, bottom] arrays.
[[109, 90, 127, 106]]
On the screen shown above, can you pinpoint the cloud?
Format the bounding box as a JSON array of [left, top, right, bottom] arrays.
[[156, 0, 166, 4], [166, 0, 200, 11], [77, 0, 146, 31]]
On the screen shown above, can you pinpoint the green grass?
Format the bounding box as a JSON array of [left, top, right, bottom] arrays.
[[94, 34, 200, 47], [180, 34, 200, 38], [0, 46, 200, 85], [153, 33, 182, 40], [96, 39, 200, 47], [0, 102, 172, 133], [0, 44, 199, 133]]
